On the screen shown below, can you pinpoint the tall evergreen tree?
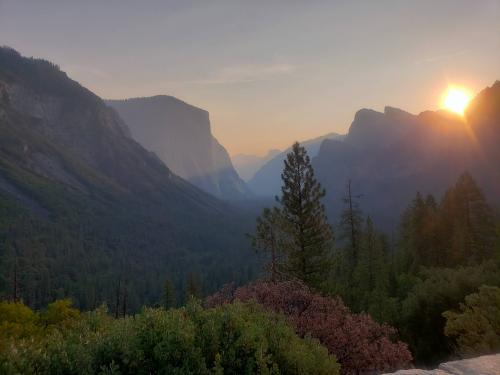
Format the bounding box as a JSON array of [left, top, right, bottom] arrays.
[[163, 278, 176, 309], [339, 180, 364, 271], [356, 217, 377, 293], [441, 172, 496, 264], [114, 279, 121, 319], [249, 207, 286, 283], [399, 173, 495, 271], [399, 192, 441, 272], [186, 273, 202, 301], [276, 142, 334, 289]]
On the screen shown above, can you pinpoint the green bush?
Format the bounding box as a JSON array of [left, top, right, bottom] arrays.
[[443, 285, 500, 356], [0, 301, 40, 342], [399, 262, 500, 364], [0, 302, 339, 375]]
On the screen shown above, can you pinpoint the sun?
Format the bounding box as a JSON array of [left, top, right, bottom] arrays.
[[442, 87, 471, 115]]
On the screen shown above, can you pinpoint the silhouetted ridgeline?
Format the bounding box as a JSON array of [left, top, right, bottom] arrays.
[[313, 85, 500, 230]]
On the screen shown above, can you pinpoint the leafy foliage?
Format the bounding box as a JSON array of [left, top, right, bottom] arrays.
[[308, 173, 499, 365], [206, 281, 412, 374], [0, 300, 339, 375], [398, 262, 500, 364], [443, 285, 500, 356], [0, 301, 40, 343]]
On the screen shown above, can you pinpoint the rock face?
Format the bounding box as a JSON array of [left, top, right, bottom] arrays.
[[248, 132, 345, 196], [106, 96, 251, 200], [313, 84, 500, 230], [385, 353, 500, 374], [346, 106, 418, 149]]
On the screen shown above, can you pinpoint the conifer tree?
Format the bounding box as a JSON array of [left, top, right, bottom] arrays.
[[249, 207, 286, 283], [276, 142, 334, 289], [399, 192, 440, 272], [122, 284, 128, 317], [114, 279, 121, 319], [339, 180, 363, 271], [441, 172, 496, 263], [356, 217, 377, 292], [163, 278, 176, 309], [186, 273, 202, 300]]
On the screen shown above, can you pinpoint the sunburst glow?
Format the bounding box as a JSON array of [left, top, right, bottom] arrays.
[[442, 87, 471, 115]]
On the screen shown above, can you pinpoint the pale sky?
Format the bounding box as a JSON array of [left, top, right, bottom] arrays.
[[1, 0, 499, 156]]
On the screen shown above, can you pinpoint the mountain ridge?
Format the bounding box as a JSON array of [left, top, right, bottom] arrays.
[[232, 149, 281, 181], [0, 47, 256, 310], [106, 96, 251, 200], [248, 132, 345, 196], [313, 82, 500, 230]]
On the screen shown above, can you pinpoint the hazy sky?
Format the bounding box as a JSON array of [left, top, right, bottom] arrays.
[[1, 1, 499, 156]]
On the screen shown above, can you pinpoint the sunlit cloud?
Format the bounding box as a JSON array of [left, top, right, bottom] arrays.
[[189, 63, 297, 85]]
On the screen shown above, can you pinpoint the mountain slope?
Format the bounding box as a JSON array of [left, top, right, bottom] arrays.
[[248, 132, 345, 196], [313, 85, 500, 230], [0, 47, 256, 310], [232, 149, 281, 181], [106, 96, 251, 200]]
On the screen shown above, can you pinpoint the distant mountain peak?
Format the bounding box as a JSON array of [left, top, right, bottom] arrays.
[[353, 108, 384, 122], [384, 106, 414, 118], [109, 95, 207, 112], [107, 96, 251, 199], [247, 132, 345, 196]]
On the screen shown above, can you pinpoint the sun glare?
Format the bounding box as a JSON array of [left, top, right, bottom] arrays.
[[442, 87, 471, 116]]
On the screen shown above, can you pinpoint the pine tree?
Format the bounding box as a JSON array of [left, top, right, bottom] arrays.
[[356, 217, 377, 292], [399, 173, 495, 271], [441, 172, 496, 263], [122, 284, 127, 318], [163, 278, 176, 309], [276, 142, 334, 289], [399, 192, 440, 272], [249, 207, 285, 283], [186, 273, 202, 301], [114, 279, 121, 319], [339, 180, 364, 271]]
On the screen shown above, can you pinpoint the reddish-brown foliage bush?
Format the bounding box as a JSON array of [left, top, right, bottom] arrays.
[[206, 281, 412, 374]]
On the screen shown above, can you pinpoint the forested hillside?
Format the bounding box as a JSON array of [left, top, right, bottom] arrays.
[[0, 47, 257, 312]]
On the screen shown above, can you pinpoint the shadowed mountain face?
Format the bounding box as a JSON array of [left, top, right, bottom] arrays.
[[313, 82, 500, 230], [106, 97, 251, 200], [248, 132, 345, 196], [0, 47, 256, 310]]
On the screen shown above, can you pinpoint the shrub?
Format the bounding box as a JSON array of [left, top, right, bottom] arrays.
[[0, 301, 339, 374], [443, 285, 500, 356], [0, 301, 40, 342], [40, 299, 81, 327], [399, 262, 500, 364], [206, 281, 412, 374]]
